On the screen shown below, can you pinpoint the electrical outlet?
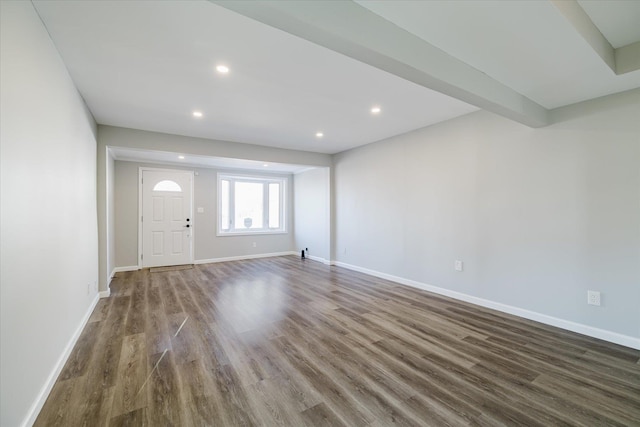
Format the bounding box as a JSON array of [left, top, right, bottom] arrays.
[[252, 242, 257, 248], [587, 290, 601, 306], [454, 260, 463, 272], [87, 283, 91, 295]]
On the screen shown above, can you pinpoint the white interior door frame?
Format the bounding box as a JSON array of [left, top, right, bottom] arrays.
[[138, 166, 194, 269]]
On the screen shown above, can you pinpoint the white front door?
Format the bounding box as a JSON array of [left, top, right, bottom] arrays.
[[141, 169, 193, 268]]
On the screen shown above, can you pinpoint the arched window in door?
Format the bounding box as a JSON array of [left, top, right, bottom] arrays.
[[153, 180, 182, 192]]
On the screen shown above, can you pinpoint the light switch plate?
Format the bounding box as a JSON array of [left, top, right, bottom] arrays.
[[197, 207, 204, 213]]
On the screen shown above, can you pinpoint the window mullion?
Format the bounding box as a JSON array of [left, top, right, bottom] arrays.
[[229, 179, 235, 231], [280, 180, 284, 231], [263, 182, 269, 230]]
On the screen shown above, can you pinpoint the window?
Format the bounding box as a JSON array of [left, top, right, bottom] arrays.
[[153, 180, 182, 192], [217, 173, 286, 235]]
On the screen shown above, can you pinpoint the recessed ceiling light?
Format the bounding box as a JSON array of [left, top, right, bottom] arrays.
[[178, 155, 185, 160], [316, 132, 324, 138], [263, 163, 269, 167], [216, 65, 229, 74], [192, 111, 203, 118], [371, 106, 381, 114]]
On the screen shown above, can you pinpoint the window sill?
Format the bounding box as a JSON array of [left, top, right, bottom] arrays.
[[216, 230, 288, 237]]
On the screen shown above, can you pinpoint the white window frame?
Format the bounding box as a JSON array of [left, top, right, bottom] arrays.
[[217, 173, 287, 236]]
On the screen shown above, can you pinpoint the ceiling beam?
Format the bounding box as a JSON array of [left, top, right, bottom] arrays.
[[615, 41, 640, 75], [550, 0, 615, 72], [212, 0, 549, 128], [550, 0, 640, 75]]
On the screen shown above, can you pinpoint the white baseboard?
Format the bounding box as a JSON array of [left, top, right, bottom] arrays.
[[194, 251, 297, 265], [333, 261, 640, 350], [22, 293, 101, 427], [306, 254, 331, 265], [99, 289, 111, 298], [111, 265, 138, 276]]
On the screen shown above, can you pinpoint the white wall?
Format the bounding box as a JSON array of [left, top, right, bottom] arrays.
[[0, 2, 100, 426], [333, 90, 640, 344], [114, 161, 295, 267], [294, 168, 330, 262]]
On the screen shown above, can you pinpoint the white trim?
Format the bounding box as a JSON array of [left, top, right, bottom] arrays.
[[306, 254, 331, 265], [333, 261, 640, 350], [195, 251, 297, 265], [216, 231, 289, 237], [21, 293, 101, 427], [326, 168, 332, 266], [112, 265, 139, 275], [105, 146, 113, 292], [137, 167, 143, 270], [99, 289, 111, 298]]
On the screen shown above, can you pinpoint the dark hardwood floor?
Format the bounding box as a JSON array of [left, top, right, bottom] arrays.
[[35, 256, 640, 426]]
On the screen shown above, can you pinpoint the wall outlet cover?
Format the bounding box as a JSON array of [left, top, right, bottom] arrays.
[[587, 290, 601, 306], [454, 260, 463, 272]]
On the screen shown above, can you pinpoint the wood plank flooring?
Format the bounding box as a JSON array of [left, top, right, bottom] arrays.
[[35, 256, 640, 426]]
